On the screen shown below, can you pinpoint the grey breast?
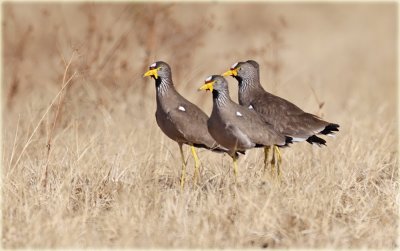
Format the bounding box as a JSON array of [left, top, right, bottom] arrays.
[[156, 85, 223, 151]]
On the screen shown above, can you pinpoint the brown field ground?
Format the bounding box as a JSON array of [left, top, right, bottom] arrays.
[[2, 2, 398, 249]]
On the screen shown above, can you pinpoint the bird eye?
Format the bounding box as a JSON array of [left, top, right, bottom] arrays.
[[159, 67, 163, 70]]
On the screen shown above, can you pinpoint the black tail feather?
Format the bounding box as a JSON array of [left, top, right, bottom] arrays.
[[320, 123, 340, 135], [306, 135, 326, 146], [285, 136, 293, 145]]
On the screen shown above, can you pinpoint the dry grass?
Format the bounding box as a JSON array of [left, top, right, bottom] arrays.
[[2, 2, 398, 249]]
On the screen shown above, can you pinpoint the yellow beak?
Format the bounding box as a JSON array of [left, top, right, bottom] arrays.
[[143, 68, 159, 79], [198, 81, 214, 92], [222, 68, 238, 77]]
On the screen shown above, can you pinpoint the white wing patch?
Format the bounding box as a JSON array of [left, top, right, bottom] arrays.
[[231, 62, 239, 69], [291, 137, 307, 142], [236, 111, 243, 117], [150, 62, 157, 67], [178, 106, 186, 112], [205, 76, 212, 82], [248, 105, 254, 110]]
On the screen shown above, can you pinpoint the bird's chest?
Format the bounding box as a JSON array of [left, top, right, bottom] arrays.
[[156, 107, 175, 131], [208, 110, 233, 136], [207, 114, 229, 147], [239, 93, 256, 111], [155, 104, 186, 141], [208, 110, 251, 151]]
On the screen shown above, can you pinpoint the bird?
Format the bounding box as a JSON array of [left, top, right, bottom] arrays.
[[198, 75, 292, 179], [143, 61, 226, 189], [223, 60, 340, 176]]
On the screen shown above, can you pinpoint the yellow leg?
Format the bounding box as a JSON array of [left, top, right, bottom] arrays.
[[233, 154, 238, 180], [179, 143, 187, 190], [191, 146, 200, 183], [270, 146, 276, 177], [264, 146, 270, 173], [274, 146, 282, 178]]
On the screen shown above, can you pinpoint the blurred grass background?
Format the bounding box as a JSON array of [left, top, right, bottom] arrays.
[[2, 2, 398, 249]]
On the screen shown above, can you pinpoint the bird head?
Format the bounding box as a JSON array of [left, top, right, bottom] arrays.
[[143, 61, 171, 80], [198, 75, 228, 93], [222, 60, 259, 80]]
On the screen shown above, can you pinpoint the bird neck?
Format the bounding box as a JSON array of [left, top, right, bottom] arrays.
[[212, 89, 231, 108], [238, 77, 262, 93], [155, 77, 173, 97]]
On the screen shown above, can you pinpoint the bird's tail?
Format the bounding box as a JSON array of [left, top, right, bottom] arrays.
[[306, 135, 327, 146], [320, 123, 340, 135]]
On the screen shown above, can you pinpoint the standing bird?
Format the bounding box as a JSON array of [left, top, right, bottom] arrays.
[[198, 75, 292, 178], [223, 60, 340, 176], [143, 61, 225, 188]]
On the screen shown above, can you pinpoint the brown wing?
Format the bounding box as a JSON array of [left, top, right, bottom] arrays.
[[221, 101, 287, 147], [252, 91, 329, 138]]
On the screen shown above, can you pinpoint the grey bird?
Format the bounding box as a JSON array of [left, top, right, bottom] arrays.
[[199, 75, 292, 178], [143, 61, 226, 188], [223, 60, 339, 176]]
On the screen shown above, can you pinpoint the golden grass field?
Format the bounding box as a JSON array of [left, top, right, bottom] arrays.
[[2, 2, 398, 249]]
